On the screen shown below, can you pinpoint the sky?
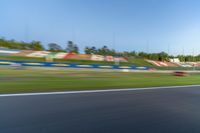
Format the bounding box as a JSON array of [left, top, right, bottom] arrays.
[[0, 0, 200, 55]]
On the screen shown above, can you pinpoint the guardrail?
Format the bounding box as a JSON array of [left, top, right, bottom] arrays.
[[0, 60, 150, 70]]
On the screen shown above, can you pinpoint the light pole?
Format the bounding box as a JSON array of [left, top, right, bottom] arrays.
[[192, 49, 195, 71], [113, 33, 119, 66]]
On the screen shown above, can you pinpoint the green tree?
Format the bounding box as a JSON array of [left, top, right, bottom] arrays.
[[97, 46, 110, 55], [29, 41, 44, 50], [48, 43, 63, 52], [85, 46, 97, 54], [66, 41, 79, 53], [158, 52, 168, 61]]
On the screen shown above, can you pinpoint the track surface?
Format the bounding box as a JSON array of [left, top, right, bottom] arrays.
[[1, 86, 200, 133]]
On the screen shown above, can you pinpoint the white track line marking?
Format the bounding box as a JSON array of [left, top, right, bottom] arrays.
[[0, 85, 200, 97]]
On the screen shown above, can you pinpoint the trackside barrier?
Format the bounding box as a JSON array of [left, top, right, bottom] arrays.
[[0, 60, 150, 70]]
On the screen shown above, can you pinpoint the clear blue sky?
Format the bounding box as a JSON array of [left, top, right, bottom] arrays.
[[1, 0, 200, 55]]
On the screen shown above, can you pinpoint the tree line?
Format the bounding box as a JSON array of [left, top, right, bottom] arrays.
[[0, 38, 79, 53], [0, 38, 44, 51], [0, 38, 200, 62]]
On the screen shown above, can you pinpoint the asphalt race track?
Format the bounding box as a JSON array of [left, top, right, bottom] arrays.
[[1, 86, 200, 133]]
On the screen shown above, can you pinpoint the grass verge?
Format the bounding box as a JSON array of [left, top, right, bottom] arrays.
[[0, 67, 200, 94]]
